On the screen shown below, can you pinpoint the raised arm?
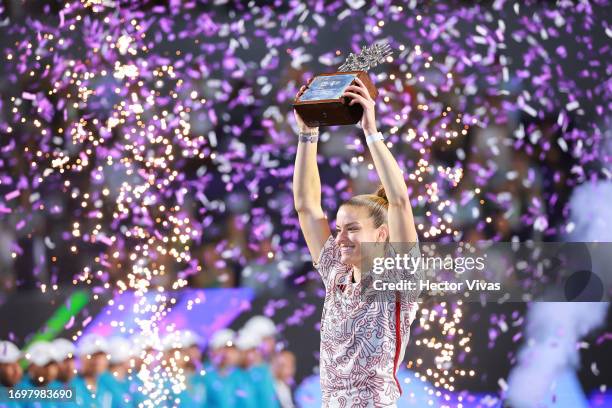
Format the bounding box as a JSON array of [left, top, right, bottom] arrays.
[[293, 86, 331, 261], [343, 78, 417, 243]]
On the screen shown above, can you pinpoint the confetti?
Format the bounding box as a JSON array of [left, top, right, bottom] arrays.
[[0, 1, 609, 406]]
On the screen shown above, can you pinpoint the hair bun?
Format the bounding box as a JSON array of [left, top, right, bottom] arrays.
[[375, 185, 388, 202]]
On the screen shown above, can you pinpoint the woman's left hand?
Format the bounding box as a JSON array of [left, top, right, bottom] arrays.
[[342, 77, 378, 136]]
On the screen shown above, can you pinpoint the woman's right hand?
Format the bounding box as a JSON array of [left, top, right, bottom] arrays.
[[294, 85, 319, 133]]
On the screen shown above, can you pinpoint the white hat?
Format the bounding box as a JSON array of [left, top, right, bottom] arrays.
[[25, 341, 55, 367], [180, 330, 200, 348], [0, 341, 21, 364], [235, 329, 261, 351], [244, 316, 276, 338], [130, 334, 150, 357], [208, 329, 235, 350], [77, 334, 109, 356], [161, 331, 183, 351], [108, 337, 132, 364], [52, 338, 76, 361]]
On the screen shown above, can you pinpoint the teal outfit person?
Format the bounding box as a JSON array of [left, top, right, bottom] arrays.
[[204, 365, 257, 408], [1, 374, 23, 408], [246, 363, 280, 408], [0, 383, 24, 408], [126, 373, 147, 407], [45, 338, 81, 408], [0, 394, 20, 408], [99, 336, 137, 407], [46, 378, 80, 408], [16, 376, 58, 408], [294, 374, 322, 408], [69, 375, 113, 408], [98, 371, 134, 407], [183, 369, 207, 407], [17, 340, 62, 408]]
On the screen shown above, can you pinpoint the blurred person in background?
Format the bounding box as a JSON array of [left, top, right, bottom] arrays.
[[161, 331, 201, 408], [72, 334, 112, 408], [294, 372, 323, 408], [50, 338, 76, 387], [22, 342, 58, 386], [180, 330, 207, 407], [272, 350, 296, 408], [205, 328, 255, 408], [180, 330, 203, 372], [243, 315, 277, 361], [126, 334, 151, 408], [47, 338, 80, 408], [99, 336, 133, 407], [21, 341, 60, 408], [162, 331, 187, 370], [129, 333, 153, 375], [236, 327, 279, 408], [0, 340, 23, 408]]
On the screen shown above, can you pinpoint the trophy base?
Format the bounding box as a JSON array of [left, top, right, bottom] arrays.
[[294, 101, 365, 127], [293, 71, 377, 127]]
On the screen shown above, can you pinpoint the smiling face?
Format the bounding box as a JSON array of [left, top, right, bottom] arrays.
[[335, 205, 388, 266]]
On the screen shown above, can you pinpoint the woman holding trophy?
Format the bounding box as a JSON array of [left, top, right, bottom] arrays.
[[292, 76, 420, 408]]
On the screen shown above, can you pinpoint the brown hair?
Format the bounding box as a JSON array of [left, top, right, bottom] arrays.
[[341, 185, 389, 229]]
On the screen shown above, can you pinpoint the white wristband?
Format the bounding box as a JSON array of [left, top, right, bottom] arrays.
[[365, 131, 384, 145]]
